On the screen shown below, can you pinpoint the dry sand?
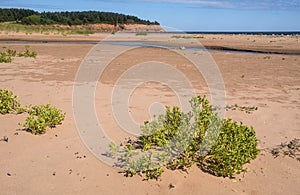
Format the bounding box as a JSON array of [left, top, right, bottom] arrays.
[[196, 34, 300, 54], [0, 33, 299, 194]]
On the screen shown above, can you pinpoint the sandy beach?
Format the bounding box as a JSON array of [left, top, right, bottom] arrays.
[[0, 32, 299, 194]]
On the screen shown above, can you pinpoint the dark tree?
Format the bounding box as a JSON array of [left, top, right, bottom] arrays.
[[0, 9, 160, 25]]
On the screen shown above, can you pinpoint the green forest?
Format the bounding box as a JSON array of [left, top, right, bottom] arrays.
[[0, 8, 159, 26]]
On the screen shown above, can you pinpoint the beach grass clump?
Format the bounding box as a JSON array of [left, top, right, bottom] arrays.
[[108, 95, 259, 180], [0, 22, 93, 35]]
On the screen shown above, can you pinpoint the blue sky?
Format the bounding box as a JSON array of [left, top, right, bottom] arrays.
[[1, 0, 300, 31]]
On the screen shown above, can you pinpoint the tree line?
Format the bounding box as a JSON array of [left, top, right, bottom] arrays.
[[0, 8, 159, 26]]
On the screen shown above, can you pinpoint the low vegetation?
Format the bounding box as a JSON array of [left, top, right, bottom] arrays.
[[171, 35, 194, 39], [271, 139, 300, 161], [108, 95, 259, 180], [17, 46, 37, 58], [136, 32, 148, 36], [0, 89, 24, 114], [0, 47, 37, 63], [0, 89, 65, 134], [0, 22, 94, 35], [226, 104, 258, 114], [0, 51, 13, 63], [19, 104, 65, 134]]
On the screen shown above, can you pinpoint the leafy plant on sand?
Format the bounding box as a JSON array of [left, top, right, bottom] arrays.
[[0, 89, 24, 114], [0, 51, 13, 63], [0, 88, 65, 134], [107, 95, 259, 180], [0, 47, 37, 63], [198, 119, 259, 177], [19, 104, 66, 134], [17, 46, 37, 58]]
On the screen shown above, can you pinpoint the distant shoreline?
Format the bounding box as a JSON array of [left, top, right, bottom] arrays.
[[0, 28, 299, 195], [0, 32, 299, 55]]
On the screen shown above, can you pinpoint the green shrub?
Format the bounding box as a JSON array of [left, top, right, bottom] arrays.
[[0, 89, 24, 114], [20, 104, 66, 134], [108, 95, 259, 179], [0, 89, 65, 134], [21, 115, 48, 134], [0, 52, 13, 63], [0, 47, 37, 63], [140, 106, 188, 150], [17, 46, 37, 58], [199, 119, 259, 177], [6, 49, 17, 57], [21, 14, 42, 25]]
